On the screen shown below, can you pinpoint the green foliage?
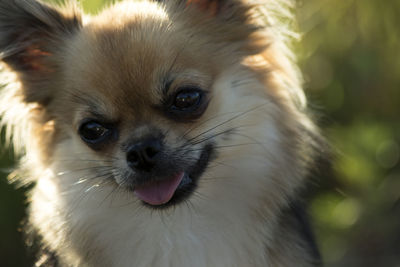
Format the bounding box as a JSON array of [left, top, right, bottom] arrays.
[[80, 0, 108, 13], [297, 0, 400, 266]]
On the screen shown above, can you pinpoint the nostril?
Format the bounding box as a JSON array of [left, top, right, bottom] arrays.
[[126, 138, 162, 172], [145, 146, 158, 159], [127, 150, 140, 166]]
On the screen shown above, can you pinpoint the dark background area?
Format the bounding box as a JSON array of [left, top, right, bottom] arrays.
[[1, 0, 399, 266]]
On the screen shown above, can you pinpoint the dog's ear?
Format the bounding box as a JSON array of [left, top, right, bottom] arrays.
[[185, 0, 222, 17], [0, 0, 81, 104], [162, 0, 251, 22], [163, 0, 265, 54]]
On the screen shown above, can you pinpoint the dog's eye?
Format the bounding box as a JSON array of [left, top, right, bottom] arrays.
[[165, 87, 208, 121], [79, 121, 112, 145], [172, 90, 202, 110]]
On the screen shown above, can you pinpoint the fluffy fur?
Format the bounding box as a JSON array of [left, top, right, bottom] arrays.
[[0, 0, 322, 266]]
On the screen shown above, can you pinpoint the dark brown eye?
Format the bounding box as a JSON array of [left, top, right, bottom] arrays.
[[172, 90, 202, 110], [163, 87, 209, 122], [79, 121, 111, 145]]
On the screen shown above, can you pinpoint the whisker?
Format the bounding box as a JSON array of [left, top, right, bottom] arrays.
[[181, 143, 260, 156], [99, 183, 121, 207], [180, 109, 255, 140], [185, 102, 268, 144], [55, 158, 115, 164], [57, 166, 114, 177], [71, 170, 115, 185], [189, 128, 234, 146], [65, 177, 113, 213], [55, 150, 121, 160], [229, 132, 268, 149], [191, 190, 209, 202]]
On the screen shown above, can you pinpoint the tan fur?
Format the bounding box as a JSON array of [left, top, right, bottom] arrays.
[[0, 0, 321, 266]]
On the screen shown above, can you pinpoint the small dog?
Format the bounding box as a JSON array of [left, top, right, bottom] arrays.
[[0, 0, 322, 266]]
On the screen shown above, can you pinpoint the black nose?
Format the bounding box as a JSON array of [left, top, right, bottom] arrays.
[[126, 138, 162, 172]]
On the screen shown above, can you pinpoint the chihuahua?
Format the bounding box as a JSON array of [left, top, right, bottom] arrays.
[[0, 0, 322, 266]]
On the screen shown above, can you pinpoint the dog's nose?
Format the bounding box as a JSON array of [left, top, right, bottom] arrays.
[[126, 138, 162, 172]]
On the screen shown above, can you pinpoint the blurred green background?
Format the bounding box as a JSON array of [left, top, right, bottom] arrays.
[[1, 0, 399, 266]]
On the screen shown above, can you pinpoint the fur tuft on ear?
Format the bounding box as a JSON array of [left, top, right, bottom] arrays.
[[185, 0, 221, 16], [0, 0, 81, 104], [181, 0, 252, 21]]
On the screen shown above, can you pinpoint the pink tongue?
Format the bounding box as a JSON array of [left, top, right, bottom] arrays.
[[134, 172, 185, 205]]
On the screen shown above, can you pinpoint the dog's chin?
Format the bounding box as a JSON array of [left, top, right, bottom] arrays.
[[129, 143, 215, 209]]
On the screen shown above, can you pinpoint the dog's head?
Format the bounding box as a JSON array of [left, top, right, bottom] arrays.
[[0, 0, 317, 209]]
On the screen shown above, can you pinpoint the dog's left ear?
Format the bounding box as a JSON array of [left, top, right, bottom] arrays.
[[159, 0, 252, 24], [181, 0, 250, 20], [0, 0, 82, 104], [185, 0, 222, 17], [164, 0, 266, 54]]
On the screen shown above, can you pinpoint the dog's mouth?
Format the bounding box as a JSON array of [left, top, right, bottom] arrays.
[[133, 144, 214, 208]]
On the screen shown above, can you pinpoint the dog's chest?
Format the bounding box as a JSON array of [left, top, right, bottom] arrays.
[[31, 171, 273, 267], [79, 207, 270, 267]]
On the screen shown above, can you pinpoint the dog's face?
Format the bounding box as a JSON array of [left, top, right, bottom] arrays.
[[1, 0, 313, 210], [58, 2, 220, 207]]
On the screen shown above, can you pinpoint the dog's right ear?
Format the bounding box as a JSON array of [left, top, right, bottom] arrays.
[[0, 0, 81, 104]]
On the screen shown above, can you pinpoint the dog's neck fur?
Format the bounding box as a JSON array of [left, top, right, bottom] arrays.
[[31, 169, 316, 267]]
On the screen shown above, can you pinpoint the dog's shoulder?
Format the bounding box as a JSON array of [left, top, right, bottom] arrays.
[[267, 199, 322, 267]]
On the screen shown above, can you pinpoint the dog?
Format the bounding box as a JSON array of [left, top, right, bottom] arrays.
[[0, 0, 322, 266]]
